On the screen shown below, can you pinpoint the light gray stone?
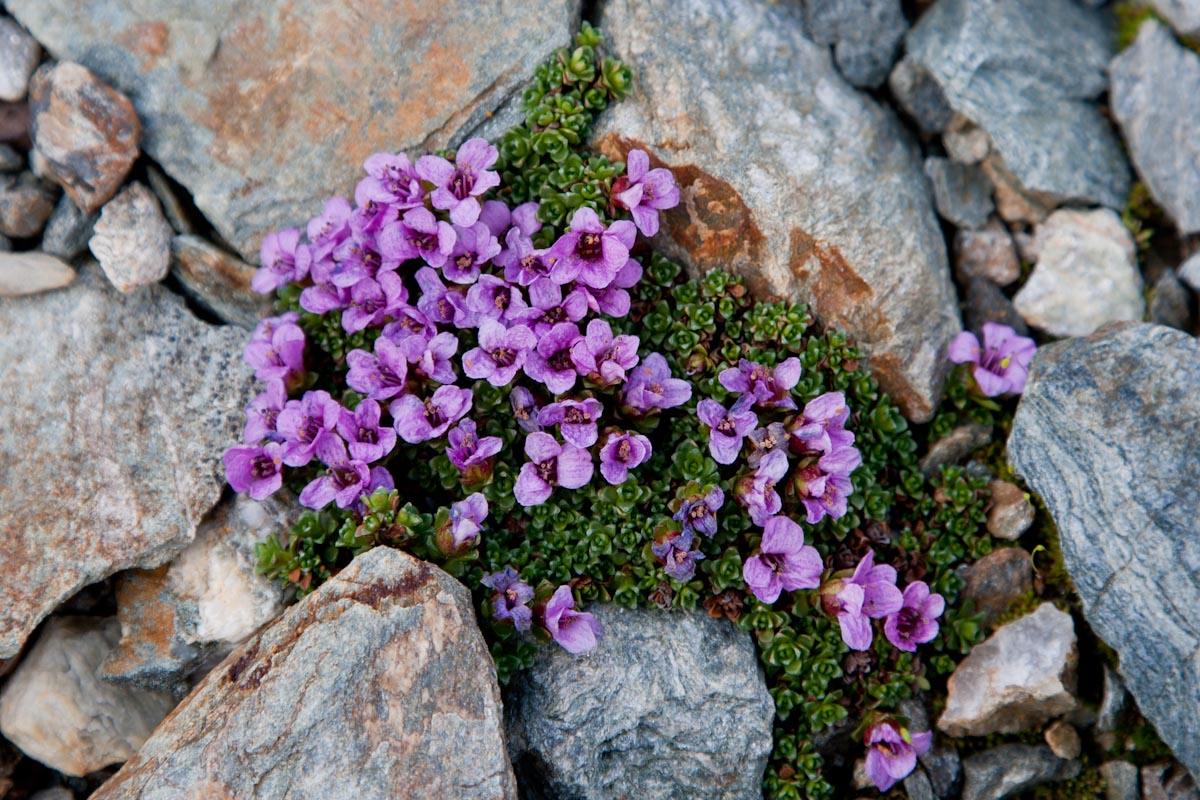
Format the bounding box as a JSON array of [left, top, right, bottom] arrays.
[[0, 250, 74, 296], [1111, 21, 1200, 234], [961, 744, 1080, 800], [955, 221, 1020, 286], [889, 56, 954, 134], [1014, 208, 1143, 337], [1098, 665, 1128, 732], [802, 0, 908, 88], [1009, 323, 1200, 782], [1102, 761, 1139, 800], [926, 157, 994, 229], [0, 617, 175, 776], [987, 480, 1035, 541], [170, 234, 273, 328], [1149, 0, 1200, 37], [41, 194, 97, 260], [0, 263, 255, 659], [506, 604, 773, 800], [593, 0, 959, 422], [0, 17, 40, 102], [908, 0, 1129, 209], [90, 182, 174, 292], [91, 548, 517, 800], [1180, 252, 1200, 293], [944, 115, 991, 165]]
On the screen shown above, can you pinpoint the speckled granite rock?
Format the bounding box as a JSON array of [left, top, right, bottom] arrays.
[[801, 0, 907, 88]]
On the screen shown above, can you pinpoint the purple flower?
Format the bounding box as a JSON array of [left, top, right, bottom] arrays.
[[443, 222, 501, 285], [719, 358, 802, 410], [345, 337, 409, 401], [746, 422, 789, 469], [547, 207, 636, 289], [622, 353, 692, 411], [524, 322, 582, 395], [399, 330, 459, 384], [478, 199, 512, 239], [510, 386, 541, 433], [446, 419, 503, 478], [224, 441, 285, 500], [612, 149, 680, 237], [244, 380, 288, 444], [827, 581, 872, 650], [392, 385, 473, 444], [739, 449, 788, 525], [570, 319, 640, 386], [381, 304, 437, 344], [298, 435, 371, 510], [848, 550, 903, 619], [438, 492, 488, 555], [884, 581, 945, 652], [378, 207, 456, 269], [341, 271, 407, 333], [742, 516, 823, 604], [358, 152, 425, 210], [948, 322, 1037, 397], [519, 279, 589, 337], [414, 266, 472, 327], [577, 258, 642, 319], [864, 720, 933, 792], [250, 311, 299, 343], [697, 396, 758, 465], [466, 275, 528, 325], [514, 431, 594, 507], [538, 398, 603, 448], [251, 228, 309, 293], [306, 197, 352, 261], [498, 229, 553, 286], [822, 550, 902, 650], [418, 138, 501, 226], [463, 319, 537, 386], [481, 567, 534, 633], [243, 321, 305, 386], [336, 399, 396, 463], [542, 585, 602, 654], [795, 445, 862, 524], [298, 280, 349, 316], [652, 529, 705, 582], [673, 486, 724, 537], [276, 390, 340, 467], [791, 391, 855, 455], [598, 430, 652, 484]]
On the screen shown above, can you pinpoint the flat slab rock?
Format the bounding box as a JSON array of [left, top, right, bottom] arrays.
[[0, 263, 254, 659], [92, 547, 517, 800], [1009, 323, 1200, 782], [506, 604, 774, 800], [592, 0, 959, 422], [6, 0, 580, 262]]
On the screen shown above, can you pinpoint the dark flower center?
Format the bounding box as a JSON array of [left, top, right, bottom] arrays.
[[356, 293, 382, 315], [358, 426, 377, 444], [362, 250, 381, 270], [894, 607, 920, 638], [543, 306, 567, 324], [410, 230, 438, 252], [688, 503, 709, 521], [504, 587, 522, 607], [549, 348, 574, 372], [332, 464, 358, 488], [520, 254, 544, 274], [298, 416, 322, 443], [648, 381, 664, 395], [437, 298, 454, 318], [577, 232, 603, 260], [494, 289, 511, 310], [424, 400, 446, 428], [251, 454, 277, 480], [262, 409, 280, 430], [491, 346, 518, 368], [762, 552, 787, 575], [455, 254, 473, 270], [716, 417, 737, 435], [536, 458, 557, 484], [564, 407, 589, 424], [450, 168, 475, 200]]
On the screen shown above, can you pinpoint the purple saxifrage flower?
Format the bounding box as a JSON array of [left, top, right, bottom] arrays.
[[611, 149, 680, 237], [742, 516, 823, 604], [463, 319, 536, 386], [652, 528, 705, 582], [251, 228, 309, 293], [794, 445, 862, 524], [481, 566, 534, 633], [739, 449, 788, 525], [547, 207, 636, 289], [418, 138, 501, 226], [673, 486, 724, 538], [570, 318, 640, 386], [542, 585, 602, 654], [622, 353, 692, 412], [443, 221, 501, 284], [519, 279, 589, 337], [224, 441, 286, 501], [392, 385, 473, 443], [514, 431, 594, 507], [306, 196, 352, 261], [538, 398, 604, 448], [357, 152, 425, 211], [243, 320, 305, 387], [822, 549, 902, 650], [438, 492, 488, 555], [446, 419, 503, 476], [510, 386, 541, 433], [747, 422, 789, 469], [341, 271, 407, 333], [335, 399, 396, 463], [345, 337, 409, 401], [719, 357, 802, 410], [498, 227, 552, 286], [864, 719, 933, 792], [791, 391, 855, 455], [378, 207, 456, 269], [298, 435, 372, 510], [884, 581, 945, 652], [466, 275, 528, 325], [399, 330, 459, 384], [697, 396, 758, 465], [848, 549, 903, 619], [243, 380, 287, 444], [598, 430, 652, 484], [276, 390, 341, 467], [948, 322, 1037, 397], [524, 322, 582, 395]]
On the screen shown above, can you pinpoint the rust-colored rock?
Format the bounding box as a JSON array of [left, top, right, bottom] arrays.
[[170, 234, 273, 328]]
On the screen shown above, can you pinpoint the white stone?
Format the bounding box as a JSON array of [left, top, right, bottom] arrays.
[[89, 182, 173, 292], [0, 250, 74, 296]]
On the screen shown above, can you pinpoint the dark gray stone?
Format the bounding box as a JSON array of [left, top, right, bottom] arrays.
[[1151, 271, 1193, 331], [0, 143, 24, 172], [41, 194, 96, 260], [925, 157, 994, 229], [900, 698, 962, 799], [961, 745, 1080, 800], [964, 276, 1030, 339], [1098, 666, 1127, 732], [920, 422, 992, 476], [506, 604, 773, 800], [906, 769, 935, 800], [889, 56, 954, 134], [0, 171, 57, 238], [962, 547, 1033, 624], [802, 0, 908, 88], [1009, 323, 1200, 782]]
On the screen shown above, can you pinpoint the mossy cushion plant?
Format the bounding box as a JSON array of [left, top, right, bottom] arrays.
[[226, 24, 1036, 799]]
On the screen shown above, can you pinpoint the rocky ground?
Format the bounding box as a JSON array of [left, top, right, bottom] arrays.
[[0, 0, 1198, 799]]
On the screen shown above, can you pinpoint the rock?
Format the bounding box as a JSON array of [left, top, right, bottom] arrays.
[[980, 154, 1057, 225], [506, 604, 773, 800], [1098, 665, 1127, 732], [0, 142, 24, 172], [907, 0, 1129, 209], [802, 0, 908, 88], [592, 0, 959, 423], [987, 481, 1035, 541], [1009, 324, 1200, 781], [1150, 0, 1200, 36], [102, 493, 290, 694], [31, 789, 75, 800], [1144, 763, 1200, 800], [0, 171, 57, 237], [962, 547, 1033, 624], [0, 99, 28, 143], [1181, 252, 1200, 293], [91, 548, 517, 799], [926, 157, 994, 229], [889, 56, 954, 134], [89, 182, 174, 292], [1111, 22, 1200, 234], [906, 769, 936, 800], [961, 744, 1080, 800], [40, 194, 97, 260], [899, 698, 962, 799], [955, 221, 1020, 286], [0, 617, 175, 776], [1014, 208, 1143, 337], [0, 250, 74, 296], [1044, 720, 1082, 760], [1102, 761, 1140, 800], [145, 164, 195, 235], [0, 263, 254, 659], [920, 422, 992, 476], [1151, 270, 1192, 331], [7, 0, 579, 262], [28, 61, 139, 214], [939, 603, 1077, 737], [0, 17, 40, 102], [963, 276, 1030, 338], [170, 234, 273, 328], [944, 115, 991, 165]]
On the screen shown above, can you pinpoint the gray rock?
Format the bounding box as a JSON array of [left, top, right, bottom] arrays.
[[944, 115, 991, 165], [1098, 665, 1128, 732], [981, 154, 1057, 225], [506, 604, 773, 800], [0, 17, 40, 102], [1009, 323, 1200, 782], [1180, 252, 1200, 293], [91, 548, 517, 800], [1101, 761, 1139, 800], [0, 142, 24, 172], [900, 698, 962, 799], [961, 744, 1080, 800], [30, 789, 74, 800], [0, 171, 57, 238], [41, 194, 97, 260], [1044, 720, 1082, 760], [964, 276, 1030, 338], [1144, 763, 1200, 800], [802, 0, 908, 88], [0, 263, 254, 659], [0, 617, 175, 776], [926, 157, 994, 229], [987, 480, 1035, 541], [1111, 21, 1200, 234], [1149, 0, 1200, 38], [1014, 208, 1143, 337], [920, 422, 992, 476], [146, 164, 195, 235], [90, 182, 174, 292], [0, 250, 74, 296], [1151, 270, 1193, 331], [908, 0, 1129, 209], [889, 56, 954, 134], [6, 0, 580, 262], [170, 234, 273, 328], [906, 768, 936, 800], [955, 221, 1020, 286], [939, 603, 1077, 737], [593, 0, 959, 422], [962, 547, 1033, 624]]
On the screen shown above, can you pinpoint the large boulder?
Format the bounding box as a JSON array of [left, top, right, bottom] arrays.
[[92, 548, 517, 799], [6, 0, 581, 261], [592, 0, 959, 422], [1009, 324, 1200, 781], [0, 263, 254, 659]]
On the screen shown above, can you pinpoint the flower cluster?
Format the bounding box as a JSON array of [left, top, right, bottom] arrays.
[[864, 718, 933, 792], [817, 550, 944, 652]]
